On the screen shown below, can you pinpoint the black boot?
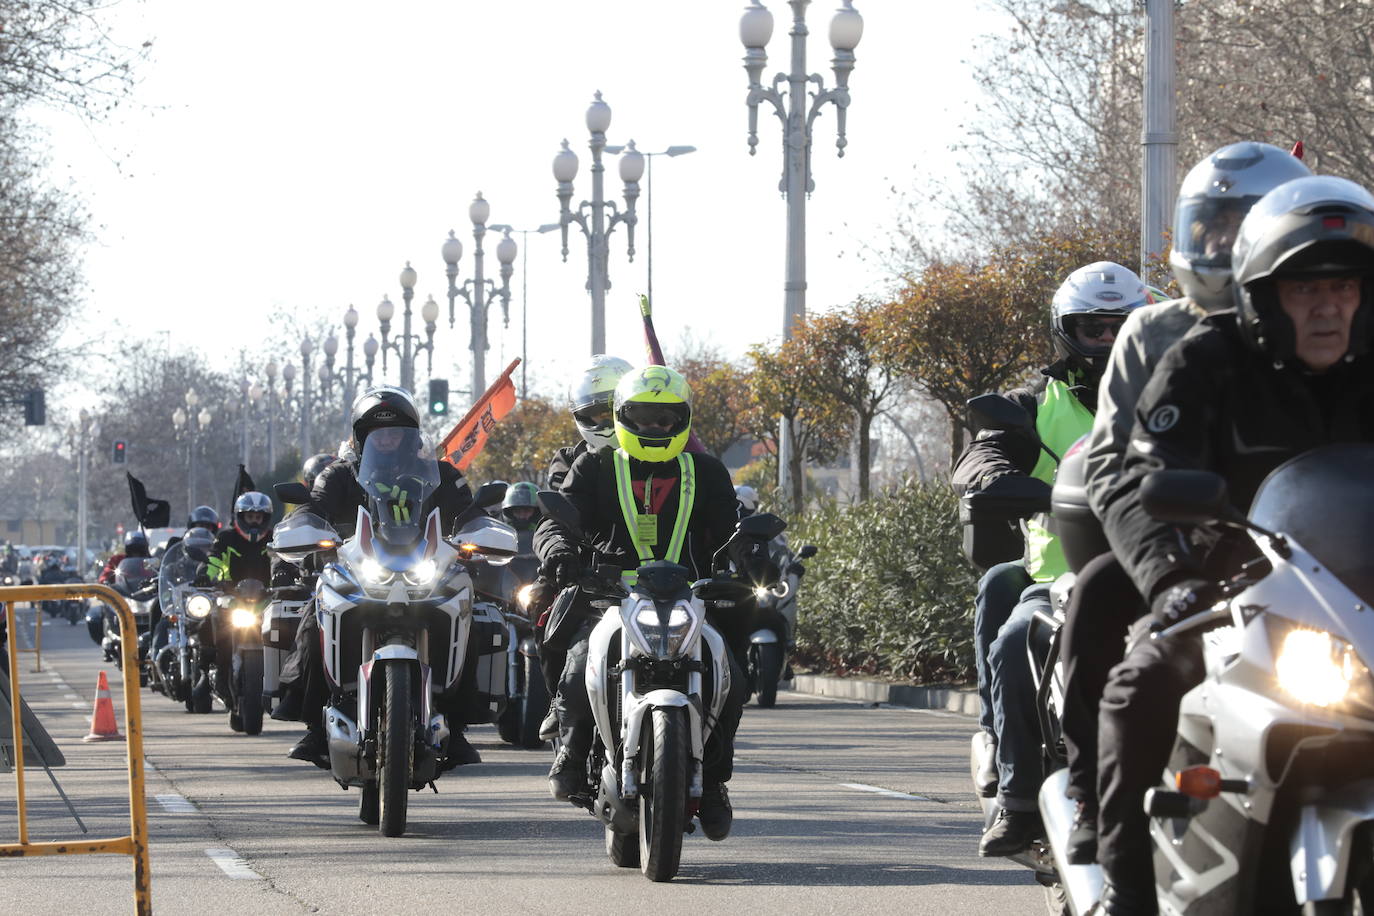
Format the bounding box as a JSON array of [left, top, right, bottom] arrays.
[[441, 730, 481, 769], [1098, 876, 1157, 915], [1068, 800, 1098, 864], [288, 726, 329, 769], [974, 730, 998, 798], [698, 782, 733, 841], [547, 747, 584, 802], [978, 807, 1043, 857]]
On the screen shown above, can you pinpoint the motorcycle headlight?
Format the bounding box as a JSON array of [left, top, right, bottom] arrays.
[[626, 599, 700, 659], [403, 558, 438, 587], [359, 558, 396, 587], [230, 606, 259, 629], [187, 595, 212, 619], [517, 583, 537, 610], [1270, 618, 1374, 713]]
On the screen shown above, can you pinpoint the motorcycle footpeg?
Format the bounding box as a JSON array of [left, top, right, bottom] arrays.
[[568, 791, 595, 812], [1145, 788, 1206, 819]]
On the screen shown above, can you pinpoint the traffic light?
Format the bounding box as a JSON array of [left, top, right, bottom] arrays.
[[112, 439, 127, 464], [22, 389, 44, 426], [428, 378, 450, 416]]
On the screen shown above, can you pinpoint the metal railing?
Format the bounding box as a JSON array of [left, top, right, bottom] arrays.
[[0, 584, 152, 915], [13, 594, 42, 672]]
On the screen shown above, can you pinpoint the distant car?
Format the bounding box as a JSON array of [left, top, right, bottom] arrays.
[[144, 527, 184, 558]]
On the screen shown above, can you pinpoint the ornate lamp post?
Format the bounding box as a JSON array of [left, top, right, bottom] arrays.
[[740, 0, 863, 498], [265, 359, 279, 471], [442, 193, 518, 403], [551, 91, 644, 354], [376, 263, 439, 392], [172, 390, 212, 515], [299, 337, 315, 459]]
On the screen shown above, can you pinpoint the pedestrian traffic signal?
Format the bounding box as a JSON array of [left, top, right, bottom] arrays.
[[428, 378, 450, 416], [112, 439, 127, 464], [22, 389, 44, 426]]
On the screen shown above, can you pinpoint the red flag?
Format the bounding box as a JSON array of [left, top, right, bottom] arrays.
[[638, 294, 707, 454], [439, 359, 520, 470], [1291, 140, 1304, 160]]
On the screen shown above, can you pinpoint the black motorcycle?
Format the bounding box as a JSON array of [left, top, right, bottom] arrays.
[[206, 578, 269, 735]]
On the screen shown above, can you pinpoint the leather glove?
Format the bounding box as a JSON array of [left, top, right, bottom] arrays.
[[1150, 578, 1220, 631], [539, 554, 578, 590]]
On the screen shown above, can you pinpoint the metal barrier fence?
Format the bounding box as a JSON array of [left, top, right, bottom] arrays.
[[14, 593, 41, 671], [0, 584, 152, 915]]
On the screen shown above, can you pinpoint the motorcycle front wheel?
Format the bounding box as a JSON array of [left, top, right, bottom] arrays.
[[754, 643, 784, 708], [518, 653, 551, 749], [379, 661, 413, 837], [237, 652, 264, 736], [606, 826, 640, 868], [638, 705, 688, 882]]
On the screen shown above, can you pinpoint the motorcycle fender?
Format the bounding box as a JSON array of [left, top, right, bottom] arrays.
[[586, 611, 622, 759], [749, 628, 780, 645], [701, 623, 730, 743], [1289, 781, 1374, 905], [620, 691, 704, 801]]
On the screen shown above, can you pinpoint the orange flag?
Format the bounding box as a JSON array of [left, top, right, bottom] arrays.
[[439, 359, 521, 470]]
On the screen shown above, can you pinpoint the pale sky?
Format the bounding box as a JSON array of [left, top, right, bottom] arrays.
[[40, 0, 990, 408]]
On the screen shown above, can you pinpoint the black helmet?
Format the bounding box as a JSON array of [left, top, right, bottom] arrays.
[[349, 386, 420, 448], [302, 453, 336, 490], [124, 531, 149, 557], [188, 505, 220, 532], [1232, 176, 1374, 364]]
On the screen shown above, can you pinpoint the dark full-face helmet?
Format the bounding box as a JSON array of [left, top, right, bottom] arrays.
[[124, 531, 150, 558], [302, 453, 336, 490], [188, 505, 220, 533], [349, 386, 420, 450]]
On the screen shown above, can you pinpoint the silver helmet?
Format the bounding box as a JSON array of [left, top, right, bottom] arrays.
[[569, 354, 634, 449], [1169, 142, 1312, 312], [1050, 261, 1150, 370]]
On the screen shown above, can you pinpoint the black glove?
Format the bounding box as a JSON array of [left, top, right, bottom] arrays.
[[539, 554, 578, 589], [193, 573, 213, 589], [1150, 578, 1220, 631]]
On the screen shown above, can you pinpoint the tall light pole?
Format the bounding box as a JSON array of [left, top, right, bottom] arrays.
[[300, 337, 314, 459], [1141, 0, 1177, 283], [740, 0, 863, 501], [551, 91, 644, 354], [488, 222, 560, 399], [377, 263, 439, 393], [265, 359, 279, 471], [75, 409, 94, 578], [605, 144, 697, 308], [247, 382, 263, 472], [173, 392, 212, 515], [282, 361, 296, 462], [442, 193, 518, 404]]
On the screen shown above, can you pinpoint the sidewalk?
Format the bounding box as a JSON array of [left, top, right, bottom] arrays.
[[784, 672, 979, 717]]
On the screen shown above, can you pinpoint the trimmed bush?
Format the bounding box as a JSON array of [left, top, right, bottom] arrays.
[[788, 481, 976, 683]]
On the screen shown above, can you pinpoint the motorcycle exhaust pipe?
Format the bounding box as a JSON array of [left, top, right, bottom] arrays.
[[1038, 768, 1104, 913]]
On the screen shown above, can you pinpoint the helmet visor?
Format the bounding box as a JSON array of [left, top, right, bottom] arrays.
[[572, 402, 613, 433], [618, 401, 691, 438], [1175, 196, 1262, 268]]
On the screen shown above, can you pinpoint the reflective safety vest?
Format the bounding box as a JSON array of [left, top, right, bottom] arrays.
[[612, 449, 696, 585], [1024, 378, 1094, 582]]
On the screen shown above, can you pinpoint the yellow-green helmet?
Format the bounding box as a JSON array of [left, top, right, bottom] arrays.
[[613, 366, 692, 463]]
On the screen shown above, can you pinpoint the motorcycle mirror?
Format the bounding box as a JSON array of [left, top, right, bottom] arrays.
[[967, 393, 1033, 432], [537, 490, 586, 541], [1140, 470, 1236, 525], [798, 544, 818, 560], [738, 512, 786, 540], [274, 481, 311, 505], [474, 481, 508, 508]]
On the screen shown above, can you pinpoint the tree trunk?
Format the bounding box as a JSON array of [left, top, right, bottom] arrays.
[[949, 414, 966, 468], [788, 419, 806, 511], [853, 410, 873, 502]]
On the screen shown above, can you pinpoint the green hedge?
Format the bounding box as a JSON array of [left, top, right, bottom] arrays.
[[788, 481, 977, 683]]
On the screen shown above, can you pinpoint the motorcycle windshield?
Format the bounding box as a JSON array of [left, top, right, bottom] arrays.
[[157, 542, 201, 608], [357, 427, 441, 549], [1250, 443, 1374, 605], [115, 557, 157, 594]]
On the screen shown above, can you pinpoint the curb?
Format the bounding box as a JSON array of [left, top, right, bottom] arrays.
[[784, 673, 979, 717]]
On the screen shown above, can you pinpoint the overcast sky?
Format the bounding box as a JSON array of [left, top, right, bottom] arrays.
[[40, 0, 990, 407]]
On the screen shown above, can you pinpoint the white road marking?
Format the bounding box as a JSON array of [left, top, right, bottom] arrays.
[[62, 693, 79, 700], [840, 782, 932, 802], [901, 707, 961, 718], [156, 793, 198, 814], [70, 703, 87, 709], [205, 847, 264, 880]]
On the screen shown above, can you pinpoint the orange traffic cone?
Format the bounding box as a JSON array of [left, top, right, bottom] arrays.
[[83, 670, 124, 742]]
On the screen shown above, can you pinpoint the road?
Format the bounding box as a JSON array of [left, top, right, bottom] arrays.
[[1, 606, 1045, 915]]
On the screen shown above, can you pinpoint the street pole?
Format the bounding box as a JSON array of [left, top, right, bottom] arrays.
[[300, 339, 313, 459], [1141, 0, 1177, 283], [77, 411, 89, 579], [741, 0, 862, 504], [266, 360, 278, 472]]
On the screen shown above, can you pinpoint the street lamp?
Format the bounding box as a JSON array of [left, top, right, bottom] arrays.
[[300, 337, 314, 459], [376, 262, 438, 393], [489, 221, 560, 399], [172, 390, 211, 515], [441, 192, 518, 404], [605, 143, 696, 310], [551, 91, 644, 354], [741, 0, 863, 499]]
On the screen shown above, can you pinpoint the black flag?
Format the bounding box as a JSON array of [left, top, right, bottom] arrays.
[[126, 472, 171, 529], [232, 465, 256, 504]]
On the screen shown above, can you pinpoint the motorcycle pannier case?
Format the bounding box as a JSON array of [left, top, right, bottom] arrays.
[[459, 600, 509, 724]]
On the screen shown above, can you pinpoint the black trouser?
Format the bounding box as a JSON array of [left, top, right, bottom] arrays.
[[1097, 623, 1205, 892], [1059, 552, 1147, 805], [277, 602, 329, 730], [557, 621, 748, 784]]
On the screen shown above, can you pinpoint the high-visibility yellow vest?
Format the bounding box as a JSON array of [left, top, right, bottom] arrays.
[[611, 450, 695, 584], [1024, 378, 1094, 582]]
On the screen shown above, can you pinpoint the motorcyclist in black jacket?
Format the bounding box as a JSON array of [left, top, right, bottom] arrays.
[[278, 387, 485, 766], [1093, 175, 1374, 914], [535, 365, 749, 841]]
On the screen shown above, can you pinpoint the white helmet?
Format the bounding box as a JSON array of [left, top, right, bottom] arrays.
[[1050, 261, 1150, 371], [569, 354, 634, 449], [735, 485, 759, 516], [1169, 142, 1312, 312]]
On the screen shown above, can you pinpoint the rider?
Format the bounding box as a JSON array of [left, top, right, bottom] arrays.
[[205, 491, 273, 586], [280, 387, 485, 766], [1094, 175, 1374, 914], [501, 482, 541, 534], [953, 261, 1149, 857], [1059, 142, 1311, 865], [98, 531, 150, 585], [535, 365, 748, 840]]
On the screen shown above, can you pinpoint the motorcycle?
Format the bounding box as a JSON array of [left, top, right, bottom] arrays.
[[494, 534, 550, 749], [104, 557, 159, 687], [746, 541, 817, 708], [311, 430, 513, 836], [150, 539, 216, 706], [206, 578, 270, 735], [263, 496, 337, 711], [538, 488, 784, 882]]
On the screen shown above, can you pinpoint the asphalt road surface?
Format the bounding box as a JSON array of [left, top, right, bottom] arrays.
[[1, 605, 1044, 915]]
